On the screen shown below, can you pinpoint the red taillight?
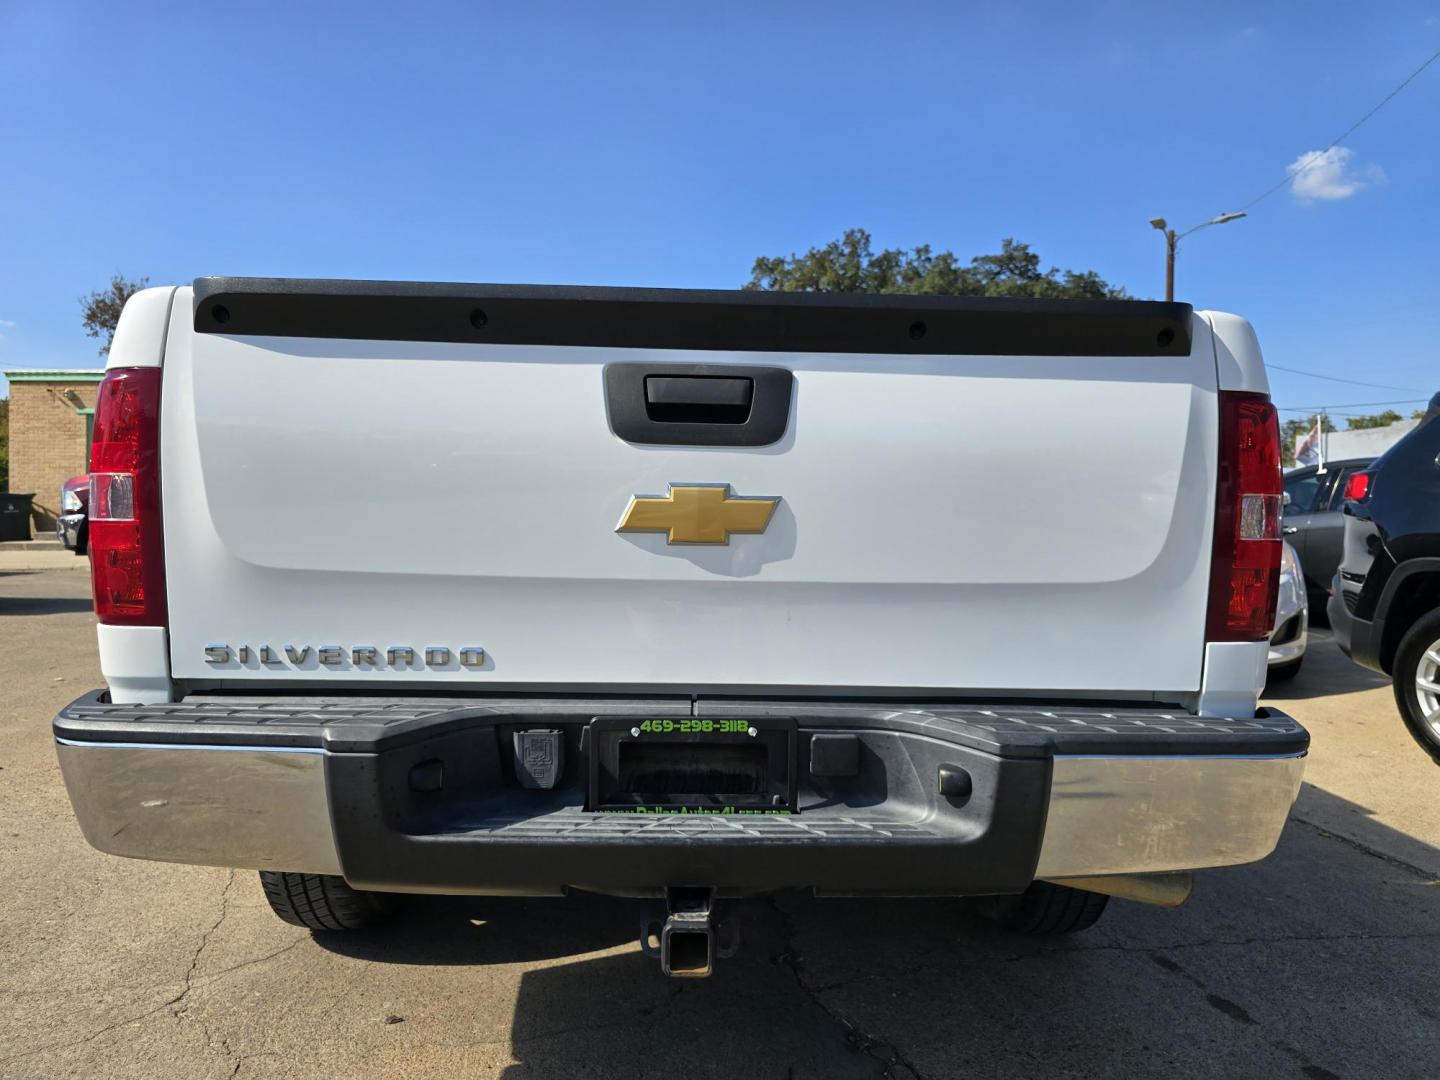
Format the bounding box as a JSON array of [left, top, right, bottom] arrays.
[[89, 368, 166, 625], [1343, 471, 1371, 502], [1206, 391, 1282, 641]]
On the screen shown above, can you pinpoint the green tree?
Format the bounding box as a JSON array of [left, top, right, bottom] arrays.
[[1345, 410, 1404, 430], [744, 230, 1129, 299], [80, 273, 149, 356], [1281, 414, 1336, 468]]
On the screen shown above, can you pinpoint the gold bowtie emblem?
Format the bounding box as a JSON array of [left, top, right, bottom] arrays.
[[616, 484, 780, 545]]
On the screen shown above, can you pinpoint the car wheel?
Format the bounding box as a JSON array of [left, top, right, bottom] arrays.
[[259, 871, 398, 930], [1267, 656, 1303, 683], [974, 881, 1109, 935], [1394, 610, 1440, 766]]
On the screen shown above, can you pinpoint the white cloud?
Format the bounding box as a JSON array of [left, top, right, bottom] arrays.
[[1287, 147, 1384, 201], [0, 319, 14, 327]]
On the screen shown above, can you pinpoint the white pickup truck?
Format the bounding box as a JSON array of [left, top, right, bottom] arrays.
[[55, 278, 1306, 976]]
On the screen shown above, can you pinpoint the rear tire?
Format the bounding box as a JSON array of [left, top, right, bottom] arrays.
[[259, 872, 397, 931], [1392, 609, 1440, 766], [975, 881, 1109, 935], [1267, 656, 1304, 683]]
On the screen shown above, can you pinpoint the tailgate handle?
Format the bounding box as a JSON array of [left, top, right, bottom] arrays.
[[644, 375, 753, 424], [606, 363, 793, 447]]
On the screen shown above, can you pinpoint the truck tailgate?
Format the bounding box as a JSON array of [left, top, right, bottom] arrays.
[[160, 281, 1217, 696]]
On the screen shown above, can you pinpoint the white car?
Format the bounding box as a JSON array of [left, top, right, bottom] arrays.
[[1268, 541, 1308, 681]]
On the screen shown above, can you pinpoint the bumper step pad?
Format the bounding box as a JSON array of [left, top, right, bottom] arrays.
[[55, 692, 1308, 758]]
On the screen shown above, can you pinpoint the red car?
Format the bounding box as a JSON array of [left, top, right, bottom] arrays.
[[57, 474, 89, 555]]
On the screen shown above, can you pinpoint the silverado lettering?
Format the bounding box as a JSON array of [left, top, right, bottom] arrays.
[[202, 643, 486, 668]]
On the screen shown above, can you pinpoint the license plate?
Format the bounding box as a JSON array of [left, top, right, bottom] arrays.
[[587, 716, 796, 813]]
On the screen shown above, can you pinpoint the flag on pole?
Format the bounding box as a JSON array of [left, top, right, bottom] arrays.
[[1295, 417, 1323, 467]]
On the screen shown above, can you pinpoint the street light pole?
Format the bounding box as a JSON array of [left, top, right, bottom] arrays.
[[1149, 212, 1247, 301], [1163, 227, 1177, 302]]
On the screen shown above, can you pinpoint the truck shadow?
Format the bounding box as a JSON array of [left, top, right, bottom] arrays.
[[315, 893, 637, 966], [314, 784, 1439, 1079]]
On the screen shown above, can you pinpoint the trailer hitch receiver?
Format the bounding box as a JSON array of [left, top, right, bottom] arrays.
[[640, 887, 738, 978]]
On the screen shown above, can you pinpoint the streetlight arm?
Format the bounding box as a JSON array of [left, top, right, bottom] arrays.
[[1176, 211, 1247, 241]]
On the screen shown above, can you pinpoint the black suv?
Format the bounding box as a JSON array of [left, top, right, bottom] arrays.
[[1283, 457, 1374, 613], [1329, 394, 1440, 763]]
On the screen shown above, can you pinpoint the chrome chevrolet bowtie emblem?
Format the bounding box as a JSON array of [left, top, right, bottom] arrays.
[[616, 484, 779, 545]]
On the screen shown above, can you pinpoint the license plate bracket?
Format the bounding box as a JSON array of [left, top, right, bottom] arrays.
[[588, 717, 796, 813]]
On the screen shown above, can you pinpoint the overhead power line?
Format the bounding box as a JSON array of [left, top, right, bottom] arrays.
[[1283, 411, 1422, 422], [1265, 363, 1425, 393], [1276, 398, 1429, 412], [1233, 46, 1440, 215]]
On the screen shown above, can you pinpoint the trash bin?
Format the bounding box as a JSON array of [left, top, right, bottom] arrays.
[[0, 493, 35, 541]]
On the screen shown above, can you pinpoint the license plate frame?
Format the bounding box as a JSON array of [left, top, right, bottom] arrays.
[[587, 716, 797, 813]]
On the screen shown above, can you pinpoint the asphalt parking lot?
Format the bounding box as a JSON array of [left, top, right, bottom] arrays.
[[2, 566, 1437, 1079]]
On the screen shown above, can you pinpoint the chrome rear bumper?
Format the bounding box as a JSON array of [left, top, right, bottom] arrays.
[[1034, 752, 1304, 877], [57, 739, 341, 874], [54, 695, 1308, 894]]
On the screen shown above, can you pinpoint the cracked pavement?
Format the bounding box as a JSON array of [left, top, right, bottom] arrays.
[[2, 569, 1438, 1078]]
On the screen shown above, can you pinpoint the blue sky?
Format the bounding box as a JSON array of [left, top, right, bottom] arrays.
[[2, 1, 1437, 418]]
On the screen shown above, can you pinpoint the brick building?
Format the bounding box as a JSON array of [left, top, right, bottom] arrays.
[[3, 369, 104, 535]]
